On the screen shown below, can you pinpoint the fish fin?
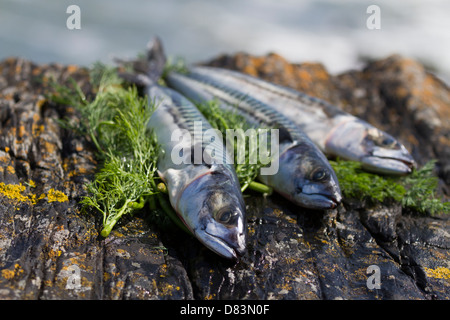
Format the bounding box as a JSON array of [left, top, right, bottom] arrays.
[[278, 127, 293, 144], [114, 36, 167, 85], [146, 37, 167, 82], [210, 163, 223, 173], [157, 169, 166, 182]]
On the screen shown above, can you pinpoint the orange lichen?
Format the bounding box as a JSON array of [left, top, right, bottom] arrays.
[[18, 124, 26, 139], [66, 65, 78, 73], [1, 264, 23, 280], [297, 69, 313, 83], [42, 140, 57, 154], [6, 165, 15, 174]]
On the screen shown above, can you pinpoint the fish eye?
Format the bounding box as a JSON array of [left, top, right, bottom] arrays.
[[380, 137, 396, 147], [367, 130, 397, 148], [216, 208, 238, 225], [311, 168, 327, 181]]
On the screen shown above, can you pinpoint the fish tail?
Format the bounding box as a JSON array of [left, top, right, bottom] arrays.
[[145, 36, 167, 82], [115, 36, 167, 86]]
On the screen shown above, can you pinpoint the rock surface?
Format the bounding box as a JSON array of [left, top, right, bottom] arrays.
[[0, 55, 449, 300]]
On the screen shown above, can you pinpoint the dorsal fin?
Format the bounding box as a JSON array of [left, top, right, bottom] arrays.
[[277, 126, 293, 144]]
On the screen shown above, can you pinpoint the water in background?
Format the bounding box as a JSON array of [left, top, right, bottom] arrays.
[[1, 0, 449, 82]]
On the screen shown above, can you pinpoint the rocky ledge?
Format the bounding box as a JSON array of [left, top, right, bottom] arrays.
[[0, 54, 449, 300]]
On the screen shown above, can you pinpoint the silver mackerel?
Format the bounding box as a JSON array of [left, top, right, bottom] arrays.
[[186, 66, 415, 175], [142, 39, 247, 259]]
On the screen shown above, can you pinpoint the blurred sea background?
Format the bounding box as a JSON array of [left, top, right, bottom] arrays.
[[1, 0, 449, 82]]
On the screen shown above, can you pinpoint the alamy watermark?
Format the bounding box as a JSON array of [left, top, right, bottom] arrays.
[[65, 5, 381, 31], [170, 121, 280, 175], [366, 5, 381, 30], [65, 264, 81, 290], [66, 5, 81, 30], [366, 265, 381, 289]]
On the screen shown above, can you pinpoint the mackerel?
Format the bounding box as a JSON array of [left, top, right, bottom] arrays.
[[165, 71, 342, 209], [186, 66, 415, 175], [128, 39, 246, 259]]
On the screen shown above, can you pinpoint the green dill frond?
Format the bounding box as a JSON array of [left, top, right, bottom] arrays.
[[196, 99, 273, 194], [89, 62, 123, 89], [49, 63, 164, 236], [81, 84, 160, 236]]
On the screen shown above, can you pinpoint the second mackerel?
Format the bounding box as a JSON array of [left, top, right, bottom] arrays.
[[184, 66, 415, 175]]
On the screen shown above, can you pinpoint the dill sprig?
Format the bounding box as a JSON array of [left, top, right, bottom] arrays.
[[49, 63, 174, 236], [330, 159, 449, 215], [79, 86, 160, 237], [196, 99, 272, 194]]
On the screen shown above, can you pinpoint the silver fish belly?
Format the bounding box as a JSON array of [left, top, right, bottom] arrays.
[[186, 66, 415, 175], [147, 84, 246, 259], [165, 72, 342, 210]]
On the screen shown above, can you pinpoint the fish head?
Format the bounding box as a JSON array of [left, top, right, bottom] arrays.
[[177, 167, 246, 259], [272, 143, 342, 210], [325, 119, 415, 175]]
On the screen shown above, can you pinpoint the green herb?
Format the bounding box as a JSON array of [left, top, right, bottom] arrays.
[[196, 99, 273, 194], [79, 87, 159, 237], [400, 160, 449, 214], [49, 63, 190, 236], [330, 159, 449, 215]]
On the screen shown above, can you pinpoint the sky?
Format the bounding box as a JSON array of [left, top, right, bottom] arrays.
[[1, 0, 449, 81]]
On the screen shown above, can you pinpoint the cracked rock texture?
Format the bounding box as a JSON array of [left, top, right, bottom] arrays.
[[0, 55, 449, 300]]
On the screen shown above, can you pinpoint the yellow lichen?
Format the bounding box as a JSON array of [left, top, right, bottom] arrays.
[[0, 182, 68, 205], [424, 267, 450, 280], [0, 182, 28, 202], [157, 283, 180, 297], [47, 188, 69, 203]]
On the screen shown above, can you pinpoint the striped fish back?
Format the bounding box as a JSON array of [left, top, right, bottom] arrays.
[[151, 85, 232, 166]]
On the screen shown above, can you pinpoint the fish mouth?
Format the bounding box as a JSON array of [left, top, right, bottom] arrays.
[[361, 156, 415, 175], [301, 192, 341, 209], [195, 228, 246, 260], [277, 188, 341, 210]]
